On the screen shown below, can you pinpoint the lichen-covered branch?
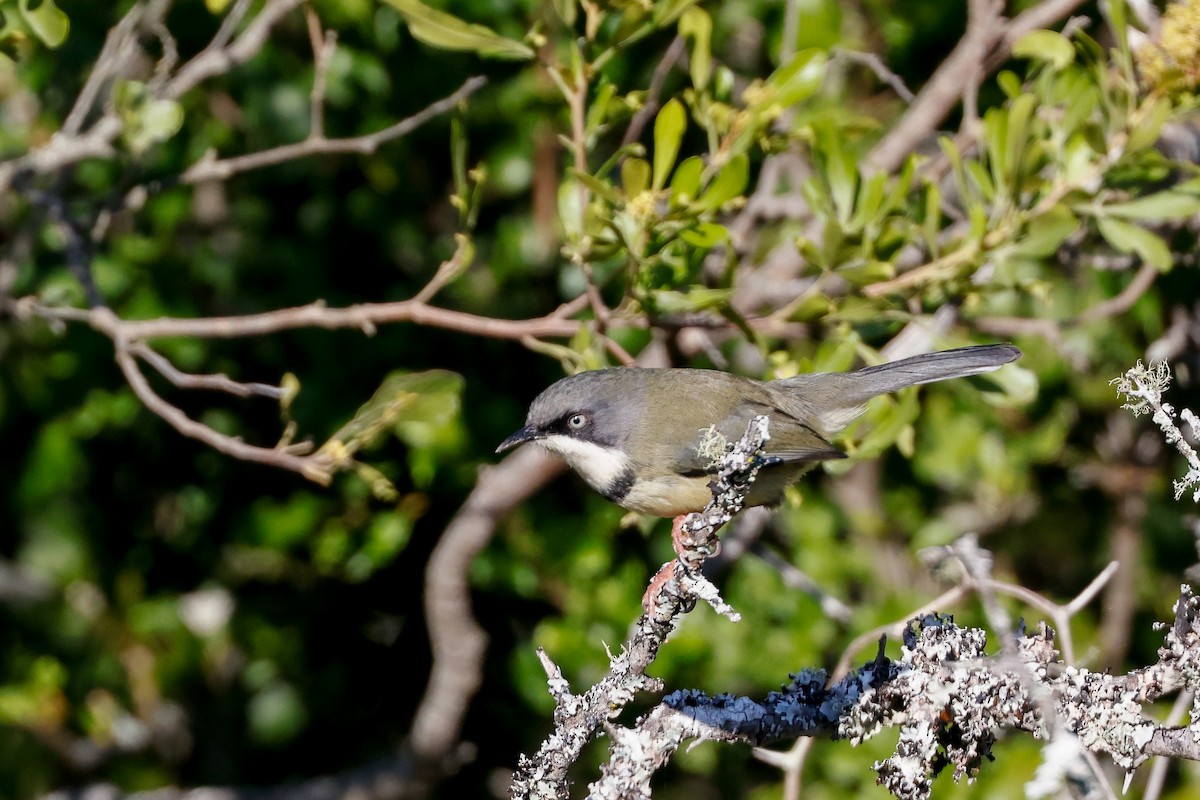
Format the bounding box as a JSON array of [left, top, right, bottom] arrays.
[[589, 587, 1200, 800], [509, 415, 773, 800]]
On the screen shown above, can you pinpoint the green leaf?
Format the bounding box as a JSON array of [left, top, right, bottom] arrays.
[[678, 222, 729, 248], [319, 369, 465, 463], [650, 287, 732, 312], [652, 0, 699, 28], [551, 0, 577, 27], [18, 0, 68, 48], [766, 48, 827, 108], [1100, 191, 1200, 221], [836, 259, 894, 286], [670, 155, 704, 201], [814, 122, 856, 223], [1127, 96, 1173, 153], [1012, 29, 1075, 70], [570, 169, 623, 204], [1096, 217, 1173, 271], [382, 0, 534, 59], [652, 98, 686, 190], [1013, 204, 1077, 257], [679, 6, 711, 89], [621, 157, 650, 197], [694, 153, 748, 210]]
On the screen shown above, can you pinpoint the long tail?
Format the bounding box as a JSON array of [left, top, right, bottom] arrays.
[[777, 343, 1021, 433]]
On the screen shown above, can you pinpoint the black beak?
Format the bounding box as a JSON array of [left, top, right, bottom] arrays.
[[496, 425, 541, 454]]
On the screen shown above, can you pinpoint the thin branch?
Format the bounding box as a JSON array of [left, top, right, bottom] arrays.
[[832, 48, 915, 103], [165, 0, 305, 98], [61, 5, 145, 136], [131, 342, 284, 399], [621, 35, 686, 148], [177, 76, 488, 185], [868, 0, 1088, 173], [1078, 261, 1160, 322], [303, 5, 337, 141]]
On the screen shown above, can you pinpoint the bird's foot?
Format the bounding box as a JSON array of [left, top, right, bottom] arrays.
[[670, 514, 721, 566], [642, 514, 721, 613]]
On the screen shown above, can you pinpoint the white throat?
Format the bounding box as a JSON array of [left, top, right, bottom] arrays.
[[538, 434, 630, 492]]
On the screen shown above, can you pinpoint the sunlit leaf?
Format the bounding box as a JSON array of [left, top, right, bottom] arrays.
[[18, 0, 68, 48], [651, 287, 732, 312], [1099, 191, 1200, 221], [1012, 204, 1078, 257], [678, 222, 728, 248], [1012, 29, 1075, 70], [679, 6, 711, 89], [766, 48, 827, 108], [670, 155, 704, 201], [318, 370, 465, 464], [652, 98, 686, 190], [382, 0, 534, 59], [621, 158, 650, 197], [695, 153, 748, 211], [1096, 217, 1173, 271]]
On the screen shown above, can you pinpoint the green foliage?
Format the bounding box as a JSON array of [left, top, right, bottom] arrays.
[[2, 0, 1199, 798]]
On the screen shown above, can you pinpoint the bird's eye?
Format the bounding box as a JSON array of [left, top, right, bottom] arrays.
[[567, 413, 589, 430]]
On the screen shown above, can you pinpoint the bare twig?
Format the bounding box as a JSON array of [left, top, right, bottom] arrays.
[[131, 342, 284, 399], [166, 0, 304, 98], [177, 76, 488, 185], [621, 36, 686, 148], [832, 47, 915, 103]]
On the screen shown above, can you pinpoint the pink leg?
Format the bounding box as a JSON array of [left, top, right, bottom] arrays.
[[643, 515, 716, 612]]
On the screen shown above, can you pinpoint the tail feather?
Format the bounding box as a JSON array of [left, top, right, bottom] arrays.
[[777, 343, 1020, 433], [848, 344, 1021, 404]]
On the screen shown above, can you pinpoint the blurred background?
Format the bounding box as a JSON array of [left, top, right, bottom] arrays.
[[2, 0, 1200, 798]]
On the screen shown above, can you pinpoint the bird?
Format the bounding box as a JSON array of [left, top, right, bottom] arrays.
[[496, 343, 1021, 519]]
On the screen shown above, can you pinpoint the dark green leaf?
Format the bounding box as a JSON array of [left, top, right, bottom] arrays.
[[383, 0, 534, 59]]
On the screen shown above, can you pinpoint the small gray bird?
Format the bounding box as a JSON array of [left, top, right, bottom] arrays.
[[497, 344, 1020, 519]]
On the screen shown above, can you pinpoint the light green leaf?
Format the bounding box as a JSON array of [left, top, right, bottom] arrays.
[[1100, 191, 1200, 221], [551, 0, 577, 27], [319, 370, 465, 465], [652, 98, 686, 190], [766, 48, 827, 108], [1013, 204, 1078, 257], [19, 0, 69, 48], [670, 155, 704, 201], [621, 157, 650, 197], [651, 287, 732, 312], [694, 153, 748, 210], [679, 6, 711, 89], [1127, 96, 1172, 153], [652, 0, 699, 28], [382, 0, 534, 59], [1096, 217, 1173, 271], [1012, 29, 1075, 70], [814, 122, 857, 223], [678, 222, 729, 248]]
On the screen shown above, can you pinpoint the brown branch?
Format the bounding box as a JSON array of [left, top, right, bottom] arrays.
[[621, 35, 686, 148], [165, 0, 305, 98], [178, 76, 488, 185], [104, 312, 331, 481], [131, 342, 284, 399], [411, 447, 565, 760], [1078, 261, 1160, 322], [867, 0, 1088, 173], [13, 296, 581, 343]]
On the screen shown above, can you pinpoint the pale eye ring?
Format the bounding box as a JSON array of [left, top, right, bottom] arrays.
[[567, 413, 589, 430]]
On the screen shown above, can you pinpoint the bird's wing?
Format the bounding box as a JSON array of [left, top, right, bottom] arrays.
[[670, 400, 845, 476]]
